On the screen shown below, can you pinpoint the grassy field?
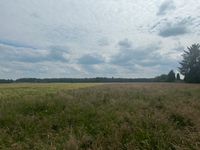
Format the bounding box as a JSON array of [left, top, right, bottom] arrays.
[[0, 83, 200, 150]]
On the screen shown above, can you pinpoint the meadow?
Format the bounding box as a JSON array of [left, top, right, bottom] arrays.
[[0, 83, 200, 150]]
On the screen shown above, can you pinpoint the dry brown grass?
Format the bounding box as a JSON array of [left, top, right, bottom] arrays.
[[0, 83, 200, 149]]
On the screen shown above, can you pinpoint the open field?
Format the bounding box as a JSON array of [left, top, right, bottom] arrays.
[[0, 83, 200, 149]]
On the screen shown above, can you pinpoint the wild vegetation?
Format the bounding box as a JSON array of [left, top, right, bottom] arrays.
[[0, 83, 200, 149], [179, 43, 200, 83]]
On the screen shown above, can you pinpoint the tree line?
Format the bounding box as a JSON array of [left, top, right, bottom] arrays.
[[0, 76, 180, 83], [0, 43, 199, 83], [149, 43, 200, 83], [0, 73, 182, 83], [0, 78, 155, 83], [154, 70, 180, 82]]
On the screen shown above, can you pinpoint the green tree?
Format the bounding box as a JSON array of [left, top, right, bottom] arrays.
[[154, 74, 168, 82], [176, 73, 180, 80], [179, 44, 200, 83], [167, 70, 176, 82]]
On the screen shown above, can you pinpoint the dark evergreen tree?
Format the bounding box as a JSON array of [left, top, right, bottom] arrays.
[[176, 73, 181, 80], [179, 44, 200, 83], [167, 70, 176, 82]]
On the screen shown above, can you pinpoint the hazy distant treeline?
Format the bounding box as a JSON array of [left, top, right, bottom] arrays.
[[0, 77, 154, 83], [0, 77, 155, 83], [0, 70, 181, 83], [0, 79, 13, 83]]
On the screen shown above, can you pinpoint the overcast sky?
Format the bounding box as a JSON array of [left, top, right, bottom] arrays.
[[0, 0, 200, 79]]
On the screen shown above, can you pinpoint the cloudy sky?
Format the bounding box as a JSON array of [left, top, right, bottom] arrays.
[[0, 0, 200, 79]]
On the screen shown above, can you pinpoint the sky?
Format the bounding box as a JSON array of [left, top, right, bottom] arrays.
[[0, 0, 200, 79]]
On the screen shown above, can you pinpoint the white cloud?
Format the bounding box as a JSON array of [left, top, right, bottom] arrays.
[[157, 0, 176, 16], [0, 0, 200, 78]]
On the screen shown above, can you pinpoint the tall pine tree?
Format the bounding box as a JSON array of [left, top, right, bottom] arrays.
[[179, 44, 200, 83]]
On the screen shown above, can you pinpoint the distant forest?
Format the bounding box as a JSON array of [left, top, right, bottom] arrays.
[[1, 78, 153, 84], [0, 72, 180, 83]]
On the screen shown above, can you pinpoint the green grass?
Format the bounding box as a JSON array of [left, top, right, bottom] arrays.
[[0, 83, 200, 149]]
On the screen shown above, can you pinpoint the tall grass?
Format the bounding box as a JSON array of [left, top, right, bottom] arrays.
[[0, 83, 200, 149]]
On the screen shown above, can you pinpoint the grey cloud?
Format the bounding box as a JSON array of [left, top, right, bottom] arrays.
[[111, 39, 160, 66], [110, 39, 134, 66], [49, 45, 69, 51], [0, 43, 69, 63], [118, 38, 132, 49], [78, 54, 105, 65], [173, 43, 185, 52], [110, 39, 180, 69], [81, 64, 119, 77], [0, 61, 81, 79], [159, 24, 188, 37], [0, 45, 43, 63], [48, 45, 70, 62], [45, 26, 90, 43], [111, 50, 149, 66], [157, 0, 176, 16], [139, 51, 178, 67], [30, 13, 40, 19], [0, 39, 36, 49], [98, 38, 110, 47], [47, 50, 68, 62], [151, 17, 193, 37]]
